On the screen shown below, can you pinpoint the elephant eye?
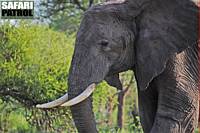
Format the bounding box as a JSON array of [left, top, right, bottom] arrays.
[[98, 40, 109, 47]]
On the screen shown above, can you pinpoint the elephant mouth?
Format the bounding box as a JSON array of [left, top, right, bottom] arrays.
[[36, 83, 96, 108]]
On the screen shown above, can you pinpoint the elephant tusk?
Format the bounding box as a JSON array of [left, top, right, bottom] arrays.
[[61, 83, 95, 107], [36, 93, 68, 108], [36, 83, 95, 108]]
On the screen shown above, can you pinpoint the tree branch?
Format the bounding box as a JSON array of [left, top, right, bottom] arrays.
[[0, 88, 39, 107]]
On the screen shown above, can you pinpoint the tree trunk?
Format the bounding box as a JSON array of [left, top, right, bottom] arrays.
[[117, 91, 125, 129], [117, 75, 133, 130]]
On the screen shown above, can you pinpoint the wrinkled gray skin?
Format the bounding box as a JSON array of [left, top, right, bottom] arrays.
[[68, 0, 199, 132]]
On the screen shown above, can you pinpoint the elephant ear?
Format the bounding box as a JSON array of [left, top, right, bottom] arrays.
[[135, 0, 198, 91]]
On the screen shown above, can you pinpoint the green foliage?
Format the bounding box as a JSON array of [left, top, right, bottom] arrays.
[[44, 0, 105, 32], [0, 22, 76, 132], [92, 71, 142, 132], [50, 8, 82, 32], [0, 22, 74, 103]]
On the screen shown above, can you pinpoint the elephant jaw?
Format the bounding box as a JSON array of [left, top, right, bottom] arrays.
[[36, 83, 96, 108]]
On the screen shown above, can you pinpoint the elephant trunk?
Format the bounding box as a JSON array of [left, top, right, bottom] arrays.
[[68, 69, 98, 133], [67, 44, 109, 132], [69, 89, 97, 133]]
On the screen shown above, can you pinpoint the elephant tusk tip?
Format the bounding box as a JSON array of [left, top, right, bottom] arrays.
[[35, 93, 69, 108], [36, 104, 45, 108], [36, 104, 54, 109]]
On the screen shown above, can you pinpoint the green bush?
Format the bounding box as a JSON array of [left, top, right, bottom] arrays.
[[0, 22, 76, 132], [0, 22, 74, 104]]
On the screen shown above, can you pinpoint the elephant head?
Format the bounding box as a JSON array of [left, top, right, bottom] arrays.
[[37, 0, 198, 132]]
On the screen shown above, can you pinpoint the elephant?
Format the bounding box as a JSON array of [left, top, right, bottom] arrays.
[[36, 0, 199, 132]]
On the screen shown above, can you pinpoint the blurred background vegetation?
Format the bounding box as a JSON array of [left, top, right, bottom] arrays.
[[0, 0, 142, 132]]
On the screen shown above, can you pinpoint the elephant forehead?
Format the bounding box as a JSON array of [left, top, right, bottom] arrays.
[[80, 22, 125, 38]]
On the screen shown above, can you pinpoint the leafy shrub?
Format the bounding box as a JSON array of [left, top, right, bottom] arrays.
[[0, 22, 76, 132], [0, 22, 74, 104]]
